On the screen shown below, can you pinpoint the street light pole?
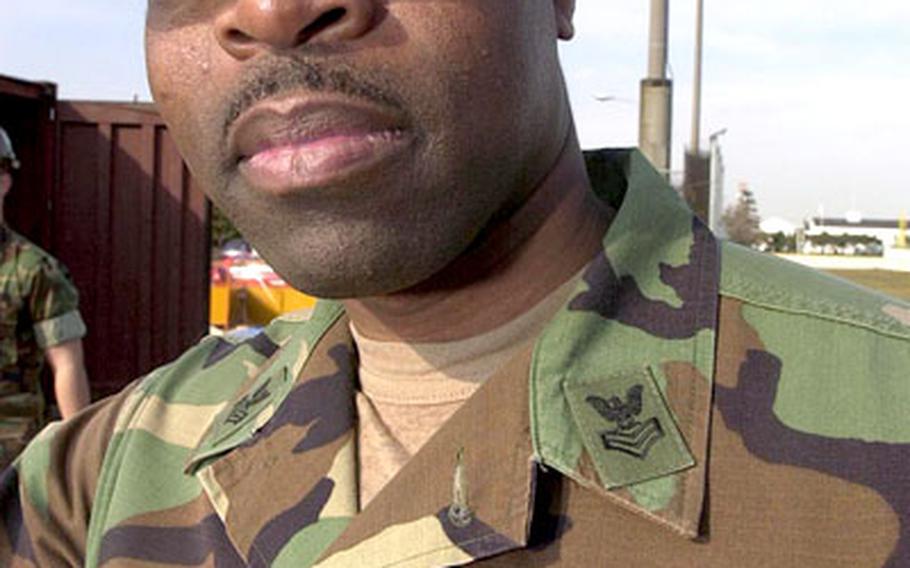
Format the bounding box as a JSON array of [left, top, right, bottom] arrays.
[[639, 0, 672, 176], [708, 128, 728, 235]]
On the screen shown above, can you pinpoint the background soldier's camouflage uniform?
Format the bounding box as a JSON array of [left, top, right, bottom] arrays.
[[1, 150, 909, 566], [0, 226, 86, 469]]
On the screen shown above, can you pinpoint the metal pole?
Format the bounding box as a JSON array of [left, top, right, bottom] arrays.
[[648, 0, 669, 79], [640, 0, 672, 175], [691, 0, 705, 153], [708, 128, 727, 235]]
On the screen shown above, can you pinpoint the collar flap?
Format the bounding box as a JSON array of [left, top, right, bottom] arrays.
[[315, 344, 539, 567], [532, 149, 719, 539], [185, 301, 345, 474]]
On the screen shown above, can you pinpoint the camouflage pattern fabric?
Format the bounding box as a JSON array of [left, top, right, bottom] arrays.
[[1, 149, 909, 567], [0, 227, 86, 469]]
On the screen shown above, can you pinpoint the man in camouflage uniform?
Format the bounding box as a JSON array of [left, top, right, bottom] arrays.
[[3, 2, 910, 567], [0, 127, 90, 469]]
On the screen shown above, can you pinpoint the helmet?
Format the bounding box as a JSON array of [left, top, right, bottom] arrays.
[[0, 127, 20, 171]]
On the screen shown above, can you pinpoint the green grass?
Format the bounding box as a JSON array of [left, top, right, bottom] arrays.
[[825, 270, 910, 301]]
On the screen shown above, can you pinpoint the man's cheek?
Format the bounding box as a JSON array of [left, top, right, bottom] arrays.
[[148, 33, 220, 142], [147, 24, 216, 97]]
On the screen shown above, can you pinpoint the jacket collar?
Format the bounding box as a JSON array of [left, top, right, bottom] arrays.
[[531, 149, 718, 538], [187, 308, 539, 566], [186, 148, 719, 564], [314, 341, 540, 566]]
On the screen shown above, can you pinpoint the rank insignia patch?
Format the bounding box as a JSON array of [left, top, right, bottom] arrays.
[[587, 385, 665, 459], [225, 378, 273, 426], [563, 367, 695, 489]]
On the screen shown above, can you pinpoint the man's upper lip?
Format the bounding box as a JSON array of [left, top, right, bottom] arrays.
[[228, 95, 406, 163]]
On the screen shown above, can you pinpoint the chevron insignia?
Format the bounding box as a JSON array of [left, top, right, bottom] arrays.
[[587, 385, 665, 459], [600, 417, 665, 459]]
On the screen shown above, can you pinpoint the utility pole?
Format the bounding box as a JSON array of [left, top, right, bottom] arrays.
[[691, 0, 705, 153], [639, 0, 672, 176], [682, 0, 711, 222], [647, 0, 669, 79]]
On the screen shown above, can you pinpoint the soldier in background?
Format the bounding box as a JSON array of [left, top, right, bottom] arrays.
[[0, 126, 90, 468]]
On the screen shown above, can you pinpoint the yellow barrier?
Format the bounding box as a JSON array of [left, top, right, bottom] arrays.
[[210, 283, 232, 327], [210, 281, 317, 329]]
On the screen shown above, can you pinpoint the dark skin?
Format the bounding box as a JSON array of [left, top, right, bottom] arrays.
[[145, 0, 610, 341]]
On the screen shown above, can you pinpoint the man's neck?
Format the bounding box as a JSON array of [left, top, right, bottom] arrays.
[[343, 132, 612, 343]]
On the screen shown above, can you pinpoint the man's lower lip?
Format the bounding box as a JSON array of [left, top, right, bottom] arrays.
[[238, 130, 409, 194]]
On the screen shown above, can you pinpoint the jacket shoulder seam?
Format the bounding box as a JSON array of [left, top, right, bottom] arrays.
[[719, 288, 910, 342], [719, 242, 909, 340]]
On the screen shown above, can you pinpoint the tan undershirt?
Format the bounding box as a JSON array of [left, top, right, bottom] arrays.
[[353, 268, 585, 507]]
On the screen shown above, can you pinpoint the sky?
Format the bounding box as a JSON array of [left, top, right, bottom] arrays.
[[1, 1, 907, 224]]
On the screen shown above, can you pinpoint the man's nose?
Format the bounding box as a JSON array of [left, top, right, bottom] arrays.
[[215, 0, 377, 59]]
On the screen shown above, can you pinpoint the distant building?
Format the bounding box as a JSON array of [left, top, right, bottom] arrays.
[[805, 215, 905, 250]]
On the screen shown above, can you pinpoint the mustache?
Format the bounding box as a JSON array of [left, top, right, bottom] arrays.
[[221, 57, 407, 139]]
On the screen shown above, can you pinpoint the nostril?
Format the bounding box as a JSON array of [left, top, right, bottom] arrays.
[[225, 28, 255, 46], [297, 8, 347, 43]]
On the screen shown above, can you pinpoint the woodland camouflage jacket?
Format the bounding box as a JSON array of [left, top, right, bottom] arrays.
[[0, 227, 86, 434], [1, 149, 910, 567]]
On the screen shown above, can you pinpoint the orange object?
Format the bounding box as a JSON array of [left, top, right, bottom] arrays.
[[210, 259, 317, 329]]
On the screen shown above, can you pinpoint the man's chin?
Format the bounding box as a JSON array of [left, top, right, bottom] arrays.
[[282, 275, 414, 301], [274, 249, 462, 301]]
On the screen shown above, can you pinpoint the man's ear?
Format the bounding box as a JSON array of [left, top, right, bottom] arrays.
[[554, 0, 576, 40]]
